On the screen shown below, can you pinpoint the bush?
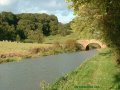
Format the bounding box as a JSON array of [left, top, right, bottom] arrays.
[[54, 41, 62, 49], [16, 34, 21, 42], [75, 43, 84, 51], [64, 39, 81, 52], [27, 31, 44, 43], [23, 39, 35, 43], [59, 29, 71, 36], [29, 47, 42, 54]]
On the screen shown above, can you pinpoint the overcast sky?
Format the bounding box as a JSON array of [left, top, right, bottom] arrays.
[[0, 0, 75, 23]]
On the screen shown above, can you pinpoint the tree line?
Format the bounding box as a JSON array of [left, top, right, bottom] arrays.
[[0, 12, 71, 43], [67, 0, 120, 64]]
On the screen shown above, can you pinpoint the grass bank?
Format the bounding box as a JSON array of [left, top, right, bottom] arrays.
[[47, 48, 120, 90], [0, 40, 81, 64], [43, 33, 80, 44], [0, 41, 53, 63]]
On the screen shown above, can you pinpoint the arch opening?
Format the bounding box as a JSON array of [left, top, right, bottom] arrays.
[[86, 43, 101, 50]]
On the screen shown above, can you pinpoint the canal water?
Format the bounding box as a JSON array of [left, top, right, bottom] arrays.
[[0, 50, 97, 90]]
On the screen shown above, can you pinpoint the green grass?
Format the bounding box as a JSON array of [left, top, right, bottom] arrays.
[[43, 31, 102, 44], [47, 48, 120, 90], [0, 41, 53, 63], [0, 41, 52, 54], [0, 40, 81, 64], [43, 33, 80, 44]]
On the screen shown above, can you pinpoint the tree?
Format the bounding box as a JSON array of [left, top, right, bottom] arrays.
[[67, 0, 120, 64], [70, 7, 102, 39], [49, 15, 58, 35], [0, 12, 71, 43], [0, 12, 17, 41], [58, 22, 71, 36], [16, 34, 21, 42], [1, 12, 17, 25], [28, 30, 44, 43]]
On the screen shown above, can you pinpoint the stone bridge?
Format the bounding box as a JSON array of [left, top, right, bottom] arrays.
[[76, 39, 107, 50]]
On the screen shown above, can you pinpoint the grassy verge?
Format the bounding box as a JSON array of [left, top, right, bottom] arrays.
[[47, 48, 120, 90], [0, 40, 81, 64]]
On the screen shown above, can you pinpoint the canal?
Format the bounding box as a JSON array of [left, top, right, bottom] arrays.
[[0, 50, 97, 90]]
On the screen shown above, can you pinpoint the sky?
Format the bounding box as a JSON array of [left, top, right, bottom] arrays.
[[0, 0, 75, 23]]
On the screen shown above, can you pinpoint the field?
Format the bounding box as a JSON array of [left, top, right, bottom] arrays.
[[44, 33, 80, 44], [0, 41, 53, 63], [0, 41, 52, 54], [0, 38, 82, 64], [48, 48, 120, 90], [0, 33, 79, 55]]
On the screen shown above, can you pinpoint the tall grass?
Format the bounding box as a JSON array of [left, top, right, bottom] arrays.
[[0, 40, 82, 64], [0, 41, 52, 54], [0, 41, 52, 63]]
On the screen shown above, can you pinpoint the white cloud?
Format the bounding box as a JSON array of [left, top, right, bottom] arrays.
[[55, 11, 75, 23], [0, 0, 75, 23], [0, 0, 11, 5]]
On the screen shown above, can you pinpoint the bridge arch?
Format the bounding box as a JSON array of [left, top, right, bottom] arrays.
[[85, 43, 101, 50], [76, 39, 106, 50]]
